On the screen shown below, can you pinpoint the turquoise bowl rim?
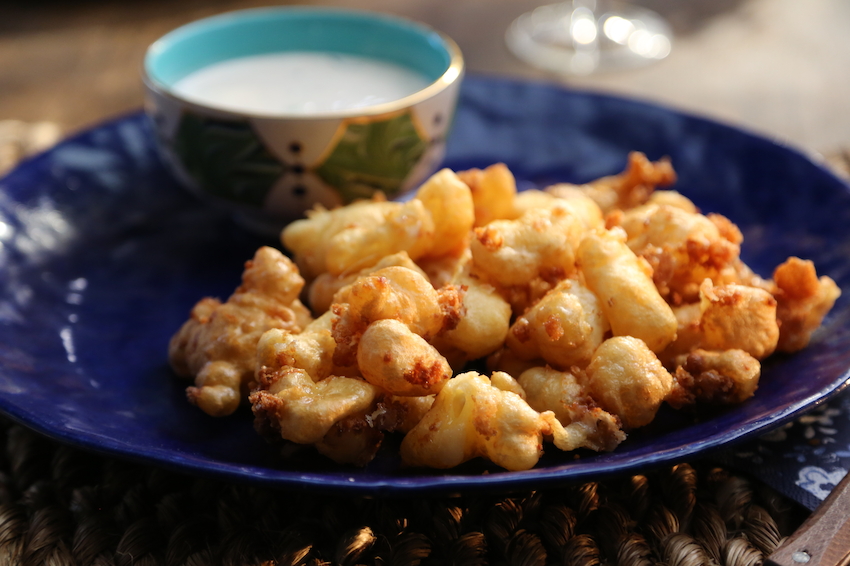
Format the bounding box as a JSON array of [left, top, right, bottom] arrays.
[[143, 6, 464, 119]]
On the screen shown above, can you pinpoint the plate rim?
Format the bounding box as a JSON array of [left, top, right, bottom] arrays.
[[1, 378, 848, 496]]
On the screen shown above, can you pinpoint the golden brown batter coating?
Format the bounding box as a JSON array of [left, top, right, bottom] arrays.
[[568, 151, 677, 214], [250, 367, 381, 465], [517, 366, 626, 452], [698, 280, 779, 360], [584, 336, 673, 430], [356, 319, 452, 397], [169, 246, 311, 417], [400, 371, 553, 471], [667, 348, 761, 408], [773, 257, 841, 352], [620, 204, 742, 302], [330, 265, 464, 367], [457, 162, 518, 227], [506, 278, 608, 370], [578, 229, 678, 353], [170, 156, 839, 471], [470, 201, 585, 287]]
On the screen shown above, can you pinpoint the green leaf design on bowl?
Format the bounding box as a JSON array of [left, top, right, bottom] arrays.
[[315, 112, 427, 202], [172, 112, 284, 207]]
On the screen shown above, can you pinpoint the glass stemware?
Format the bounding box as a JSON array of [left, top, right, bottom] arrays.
[[506, 0, 672, 75]]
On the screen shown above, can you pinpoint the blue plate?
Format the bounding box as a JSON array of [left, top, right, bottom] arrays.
[[1, 76, 849, 495]]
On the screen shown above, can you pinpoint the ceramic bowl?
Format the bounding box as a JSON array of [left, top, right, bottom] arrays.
[[143, 7, 464, 233]]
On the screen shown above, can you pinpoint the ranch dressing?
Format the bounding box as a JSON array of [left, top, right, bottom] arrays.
[[172, 51, 432, 115]]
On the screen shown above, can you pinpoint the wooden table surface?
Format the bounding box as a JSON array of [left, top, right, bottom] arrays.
[[1, 0, 848, 160]]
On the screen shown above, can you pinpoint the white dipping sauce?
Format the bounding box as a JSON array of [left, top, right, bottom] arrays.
[[172, 51, 432, 115]]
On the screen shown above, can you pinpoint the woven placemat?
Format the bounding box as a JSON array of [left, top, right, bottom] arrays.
[[0, 419, 807, 566]]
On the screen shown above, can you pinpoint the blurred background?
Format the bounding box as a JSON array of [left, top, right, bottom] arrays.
[[0, 0, 848, 173]]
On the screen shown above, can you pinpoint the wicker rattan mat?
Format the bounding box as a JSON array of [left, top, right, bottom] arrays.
[[0, 122, 827, 566], [0, 419, 807, 566]]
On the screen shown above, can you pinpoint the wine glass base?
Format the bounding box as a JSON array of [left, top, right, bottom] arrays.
[[506, 1, 672, 75]]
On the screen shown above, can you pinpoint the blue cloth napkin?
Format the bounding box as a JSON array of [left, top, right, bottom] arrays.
[[715, 388, 850, 510]]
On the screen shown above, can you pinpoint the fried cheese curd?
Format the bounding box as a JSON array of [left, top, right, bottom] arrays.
[[170, 153, 840, 471], [168, 247, 312, 417]]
